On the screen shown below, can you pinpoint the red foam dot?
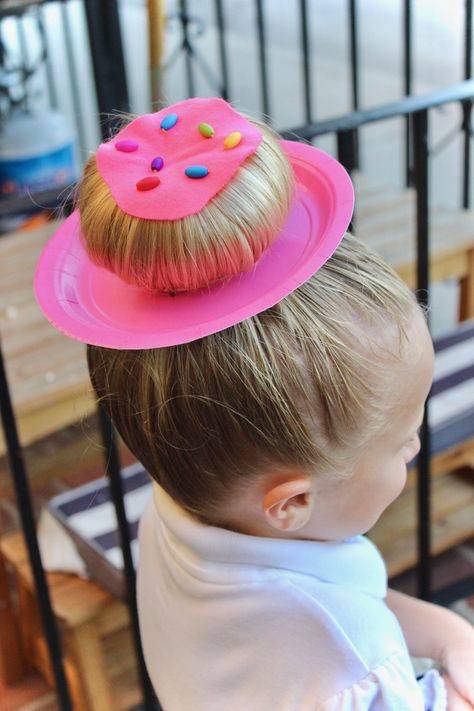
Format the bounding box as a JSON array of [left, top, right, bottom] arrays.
[[136, 176, 161, 191]]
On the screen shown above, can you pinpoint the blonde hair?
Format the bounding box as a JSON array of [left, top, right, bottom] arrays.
[[81, 113, 420, 526]]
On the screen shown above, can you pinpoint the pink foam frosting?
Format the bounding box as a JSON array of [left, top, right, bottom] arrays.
[[96, 97, 263, 221]]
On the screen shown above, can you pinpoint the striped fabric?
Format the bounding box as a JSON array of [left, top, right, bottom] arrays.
[[47, 319, 474, 597], [430, 319, 474, 454], [47, 461, 152, 598]]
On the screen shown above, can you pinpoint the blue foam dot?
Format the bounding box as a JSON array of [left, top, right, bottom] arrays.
[[160, 113, 178, 131], [185, 165, 209, 179]]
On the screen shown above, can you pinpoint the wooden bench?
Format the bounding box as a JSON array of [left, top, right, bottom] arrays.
[[0, 530, 141, 711]]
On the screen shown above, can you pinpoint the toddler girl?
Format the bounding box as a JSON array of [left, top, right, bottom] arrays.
[[35, 97, 474, 710]]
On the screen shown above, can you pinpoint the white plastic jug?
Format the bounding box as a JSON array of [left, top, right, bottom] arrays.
[[0, 109, 78, 197]]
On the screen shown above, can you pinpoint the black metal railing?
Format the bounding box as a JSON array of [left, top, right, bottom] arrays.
[[282, 78, 474, 600], [1, 0, 472, 218]]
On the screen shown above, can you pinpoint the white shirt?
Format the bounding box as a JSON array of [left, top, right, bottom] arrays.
[[137, 483, 446, 711]]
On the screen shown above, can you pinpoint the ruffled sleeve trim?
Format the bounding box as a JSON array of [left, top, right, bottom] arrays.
[[316, 651, 447, 711]]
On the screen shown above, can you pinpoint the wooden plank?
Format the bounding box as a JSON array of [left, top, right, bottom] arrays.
[[459, 248, 474, 320], [103, 628, 141, 711], [431, 437, 474, 477], [0, 391, 96, 456], [369, 470, 474, 577], [66, 620, 114, 711], [0, 547, 24, 685]]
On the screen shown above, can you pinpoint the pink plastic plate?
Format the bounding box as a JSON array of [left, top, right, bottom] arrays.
[[34, 140, 354, 349]]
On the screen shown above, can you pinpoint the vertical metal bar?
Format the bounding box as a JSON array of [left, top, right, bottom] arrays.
[[337, 129, 356, 175], [404, 0, 413, 186], [348, 0, 360, 168], [83, 0, 130, 139], [179, 0, 195, 98], [255, 0, 270, 120], [462, 100, 472, 209], [97, 406, 162, 711], [60, 2, 87, 154], [463, 0, 472, 208], [299, 0, 312, 123], [337, 129, 356, 232], [0, 340, 73, 711], [214, 0, 230, 100], [412, 108, 432, 601], [39, 7, 58, 109], [349, 0, 359, 111], [16, 15, 29, 110]]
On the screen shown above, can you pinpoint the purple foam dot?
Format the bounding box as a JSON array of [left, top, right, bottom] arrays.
[[115, 140, 139, 153], [151, 156, 164, 172]]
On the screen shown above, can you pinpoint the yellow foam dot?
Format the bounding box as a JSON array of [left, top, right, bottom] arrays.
[[224, 131, 242, 150]]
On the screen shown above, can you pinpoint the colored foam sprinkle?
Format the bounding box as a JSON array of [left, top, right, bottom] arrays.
[[136, 176, 161, 191], [198, 123, 215, 138], [115, 140, 139, 152], [224, 131, 242, 149], [160, 113, 178, 131], [151, 156, 164, 172], [185, 165, 209, 179]]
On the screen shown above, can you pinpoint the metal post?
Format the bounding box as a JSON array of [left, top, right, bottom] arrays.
[[337, 129, 356, 232], [463, 0, 472, 208], [0, 340, 73, 711], [404, 0, 413, 186], [16, 14, 30, 110], [299, 0, 312, 124], [412, 108, 432, 600], [462, 100, 472, 209], [255, 0, 270, 121], [348, 0, 360, 168], [40, 7, 58, 110], [83, 0, 130, 139], [60, 2, 87, 154], [349, 0, 359, 112], [337, 129, 357, 174], [179, 0, 195, 97], [214, 0, 230, 100], [97, 406, 163, 711]]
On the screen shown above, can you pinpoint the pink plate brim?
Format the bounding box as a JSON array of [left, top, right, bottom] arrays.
[[34, 140, 354, 349]]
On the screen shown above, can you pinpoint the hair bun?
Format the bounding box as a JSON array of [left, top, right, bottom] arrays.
[[78, 119, 294, 294]]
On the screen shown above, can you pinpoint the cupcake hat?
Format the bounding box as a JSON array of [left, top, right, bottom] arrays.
[[34, 97, 354, 349]]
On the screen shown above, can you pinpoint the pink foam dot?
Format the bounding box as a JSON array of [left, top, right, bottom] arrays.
[[116, 140, 139, 153]]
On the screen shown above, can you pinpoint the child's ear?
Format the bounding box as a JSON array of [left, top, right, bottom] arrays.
[[262, 477, 314, 532]]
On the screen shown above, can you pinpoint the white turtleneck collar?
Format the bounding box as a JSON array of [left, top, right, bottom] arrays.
[[152, 483, 387, 599]]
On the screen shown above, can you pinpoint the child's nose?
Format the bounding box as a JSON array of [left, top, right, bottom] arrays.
[[405, 434, 421, 464]]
